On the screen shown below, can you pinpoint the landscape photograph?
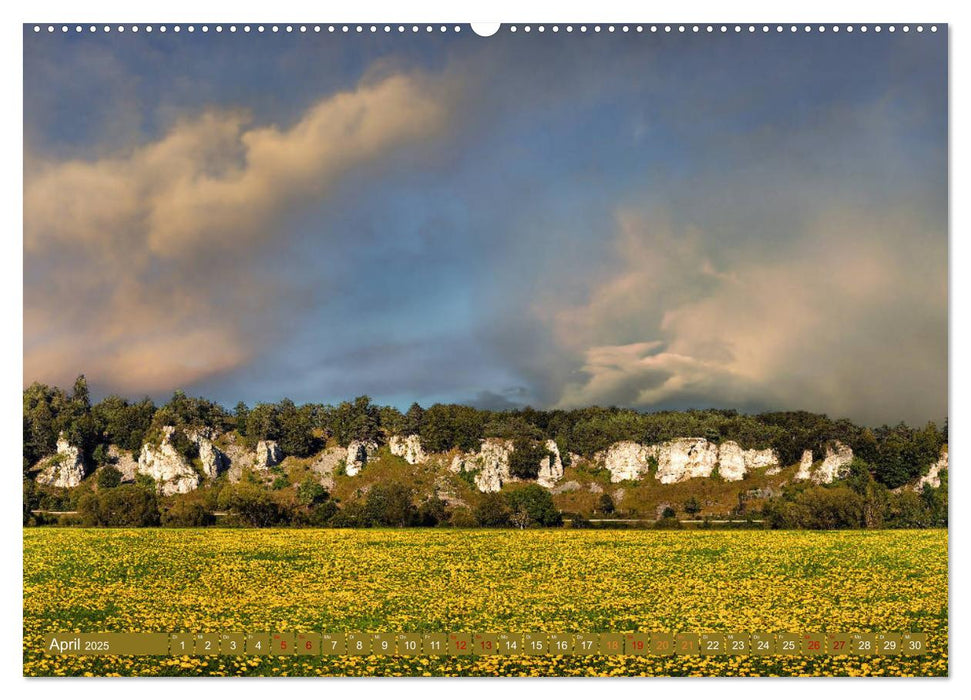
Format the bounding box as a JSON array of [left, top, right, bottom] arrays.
[[22, 23, 947, 677]]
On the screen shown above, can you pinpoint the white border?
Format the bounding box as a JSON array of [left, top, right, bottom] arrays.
[[3, 0, 966, 698]]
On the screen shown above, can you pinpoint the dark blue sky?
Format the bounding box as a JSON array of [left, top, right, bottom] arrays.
[[24, 26, 948, 424]]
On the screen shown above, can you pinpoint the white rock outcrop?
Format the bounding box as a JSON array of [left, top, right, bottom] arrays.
[[745, 447, 778, 471], [597, 441, 657, 482], [597, 438, 778, 484], [390, 434, 427, 465], [656, 438, 720, 483], [197, 439, 229, 478], [187, 428, 229, 478], [36, 434, 86, 488], [810, 441, 854, 484], [345, 440, 379, 476], [716, 441, 748, 481], [107, 445, 139, 482], [537, 440, 563, 488], [137, 426, 200, 496], [449, 438, 514, 493], [913, 446, 948, 490], [795, 450, 814, 480], [255, 440, 283, 470]]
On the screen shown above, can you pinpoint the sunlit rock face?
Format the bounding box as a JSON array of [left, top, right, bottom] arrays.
[[596, 438, 779, 484], [655, 438, 720, 484], [345, 440, 379, 476], [107, 445, 139, 482], [814, 441, 854, 484], [187, 428, 229, 478], [255, 440, 283, 470], [448, 438, 514, 493], [537, 440, 563, 488], [913, 446, 948, 490], [390, 434, 427, 465], [36, 434, 86, 489], [596, 441, 657, 482], [794, 450, 815, 480], [716, 442, 779, 481], [137, 426, 199, 496]]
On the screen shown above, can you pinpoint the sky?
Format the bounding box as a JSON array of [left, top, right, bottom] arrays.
[[23, 26, 948, 425]]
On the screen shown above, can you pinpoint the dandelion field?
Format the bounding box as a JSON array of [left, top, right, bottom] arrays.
[[23, 528, 947, 677]]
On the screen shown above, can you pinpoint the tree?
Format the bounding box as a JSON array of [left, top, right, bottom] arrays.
[[72, 374, 91, 409], [96, 466, 123, 489], [683, 497, 701, 516], [161, 499, 215, 527], [508, 438, 549, 480], [364, 482, 418, 527], [417, 496, 448, 526], [234, 402, 250, 435], [217, 482, 281, 527], [504, 485, 562, 527], [403, 403, 425, 434], [597, 493, 616, 515], [245, 403, 280, 444], [79, 486, 159, 526], [474, 492, 511, 527], [296, 481, 329, 507], [420, 404, 484, 453], [277, 398, 317, 457]]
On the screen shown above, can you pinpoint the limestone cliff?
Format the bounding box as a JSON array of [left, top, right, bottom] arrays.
[[450, 438, 514, 493], [390, 434, 427, 465], [36, 434, 86, 489], [137, 426, 199, 496], [537, 440, 563, 488], [187, 428, 229, 478], [345, 440, 379, 476], [913, 446, 948, 490], [255, 440, 283, 470], [793, 441, 854, 484], [596, 438, 779, 484]]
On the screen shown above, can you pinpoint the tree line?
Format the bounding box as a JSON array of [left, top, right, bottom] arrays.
[[24, 376, 947, 491]]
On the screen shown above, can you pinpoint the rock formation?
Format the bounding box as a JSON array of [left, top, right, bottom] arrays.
[[345, 440, 379, 476], [656, 439, 720, 483], [449, 438, 514, 493], [597, 438, 780, 484], [36, 434, 86, 488], [389, 434, 427, 465], [187, 428, 229, 478], [714, 441, 747, 481], [815, 442, 854, 484], [537, 440, 563, 488], [913, 446, 948, 490], [255, 440, 283, 470], [137, 426, 200, 496], [106, 445, 139, 482], [596, 441, 657, 482], [794, 450, 814, 480]]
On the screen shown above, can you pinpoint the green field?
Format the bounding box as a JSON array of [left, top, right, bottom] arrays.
[[23, 528, 948, 677]]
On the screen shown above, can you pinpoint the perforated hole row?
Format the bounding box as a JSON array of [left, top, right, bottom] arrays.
[[29, 24, 941, 35]]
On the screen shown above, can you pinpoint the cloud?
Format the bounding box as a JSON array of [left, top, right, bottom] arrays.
[[24, 71, 453, 394], [548, 206, 947, 425]]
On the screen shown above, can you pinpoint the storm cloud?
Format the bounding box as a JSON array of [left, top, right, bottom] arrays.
[[23, 29, 947, 425]]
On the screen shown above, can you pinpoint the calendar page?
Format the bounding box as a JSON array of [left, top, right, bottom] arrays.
[[21, 20, 948, 680]]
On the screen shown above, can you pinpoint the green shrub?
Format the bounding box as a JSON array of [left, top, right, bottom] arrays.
[[364, 482, 418, 527], [504, 484, 562, 527], [473, 493, 510, 527], [96, 466, 123, 489], [161, 499, 215, 527]]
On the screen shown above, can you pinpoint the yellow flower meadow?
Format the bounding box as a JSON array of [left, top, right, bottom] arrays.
[[23, 528, 947, 677]]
